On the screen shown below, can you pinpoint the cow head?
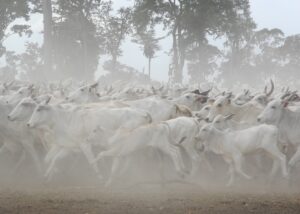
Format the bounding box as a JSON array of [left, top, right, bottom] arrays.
[[197, 124, 214, 144], [27, 97, 52, 128], [6, 85, 35, 105], [233, 89, 252, 105], [206, 93, 232, 122], [8, 97, 36, 122], [257, 99, 286, 125], [212, 114, 234, 130], [66, 83, 99, 103], [194, 104, 211, 120]]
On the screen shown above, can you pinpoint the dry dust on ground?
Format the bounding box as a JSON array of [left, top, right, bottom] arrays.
[[0, 185, 300, 214]]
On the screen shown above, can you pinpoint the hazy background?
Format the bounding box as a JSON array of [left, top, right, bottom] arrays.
[[2, 0, 300, 82]]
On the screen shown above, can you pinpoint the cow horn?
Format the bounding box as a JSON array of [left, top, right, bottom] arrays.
[[226, 92, 233, 99], [199, 89, 211, 96], [90, 82, 98, 89], [45, 96, 52, 105], [265, 79, 274, 97], [191, 89, 201, 95], [28, 84, 34, 90], [224, 113, 235, 121], [151, 86, 157, 94]]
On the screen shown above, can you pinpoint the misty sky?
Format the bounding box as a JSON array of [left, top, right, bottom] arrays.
[[3, 0, 300, 82]]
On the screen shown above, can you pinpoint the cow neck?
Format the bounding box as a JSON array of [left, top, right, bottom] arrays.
[[51, 105, 74, 132], [230, 102, 251, 115], [207, 127, 225, 155], [279, 108, 300, 143]]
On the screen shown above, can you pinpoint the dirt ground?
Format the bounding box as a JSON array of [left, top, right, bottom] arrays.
[[0, 184, 300, 214]]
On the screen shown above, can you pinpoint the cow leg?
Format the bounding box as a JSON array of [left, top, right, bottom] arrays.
[[45, 145, 59, 164], [270, 160, 280, 178], [94, 145, 120, 163], [227, 164, 235, 187], [264, 145, 288, 178], [223, 156, 235, 186], [44, 148, 69, 181], [288, 146, 300, 170], [79, 143, 103, 180], [105, 156, 124, 187], [23, 143, 43, 174], [10, 149, 26, 175], [156, 150, 166, 188], [169, 145, 187, 175], [200, 153, 214, 172], [0, 143, 11, 160], [232, 154, 252, 180], [162, 145, 185, 178]]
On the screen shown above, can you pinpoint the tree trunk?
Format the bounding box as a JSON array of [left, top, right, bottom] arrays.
[[112, 54, 117, 73], [177, 23, 185, 83], [42, 0, 53, 81], [148, 57, 151, 78], [172, 30, 180, 83]]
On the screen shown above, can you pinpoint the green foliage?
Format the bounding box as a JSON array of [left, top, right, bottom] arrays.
[[0, 0, 31, 56]]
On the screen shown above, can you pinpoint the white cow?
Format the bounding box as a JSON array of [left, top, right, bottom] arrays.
[[257, 98, 300, 169], [91, 122, 191, 187], [0, 96, 44, 174], [196, 123, 288, 186], [66, 83, 99, 103], [206, 94, 263, 124], [27, 102, 152, 180], [212, 114, 251, 131], [126, 96, 192, 122]]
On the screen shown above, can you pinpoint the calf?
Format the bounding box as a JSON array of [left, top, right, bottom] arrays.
[[197, 123, 288, 186]]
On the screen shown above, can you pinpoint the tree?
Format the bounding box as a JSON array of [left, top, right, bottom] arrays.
[[0, 51, 19, 81], [133, 0, 255, 83], [132, 28, 160, 78], [48, 0, 111, 80], [0, 0, 32, 57], [187, 42, 221, 83], [102, 7, 132, 74], [277, 34, 300, 84], [42, 0, 53, 80], [18, 42, 43, 81]]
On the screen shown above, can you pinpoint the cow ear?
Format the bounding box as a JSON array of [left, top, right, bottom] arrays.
[[225, 114, 234, 121], [45, 96, 51, 105], [208, 98, 215, 104], [282, 101, 289, 108]]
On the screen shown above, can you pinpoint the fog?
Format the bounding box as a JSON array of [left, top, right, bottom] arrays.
[[1, 1, 300, 213]]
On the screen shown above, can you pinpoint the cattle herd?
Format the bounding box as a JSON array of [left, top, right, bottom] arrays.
[[1, 79, 300, 189]]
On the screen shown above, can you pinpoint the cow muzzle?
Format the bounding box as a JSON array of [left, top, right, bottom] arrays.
[[7, 115, 14, 121], [27, 123, 33, 128]]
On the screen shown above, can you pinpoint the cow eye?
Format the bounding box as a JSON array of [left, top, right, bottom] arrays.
[[186, 95, 190, 99], [205, 107, 209, 110], [81, 89, 84, 92], [217, 104, 222, 107], [271, 106, 276, 109]]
